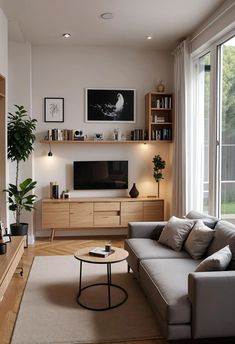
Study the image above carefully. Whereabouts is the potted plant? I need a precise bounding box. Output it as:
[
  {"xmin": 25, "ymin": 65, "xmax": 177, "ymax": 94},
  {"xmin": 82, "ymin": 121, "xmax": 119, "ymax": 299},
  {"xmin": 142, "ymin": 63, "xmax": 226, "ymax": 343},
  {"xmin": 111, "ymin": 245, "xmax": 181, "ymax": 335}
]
[
  {"xmin": 4, "ymin": 105, "xmax": 37, "ymax": 241},
  {"xmin": 152, "ymin": 154, "xmax": 166, "ymax": 198}
]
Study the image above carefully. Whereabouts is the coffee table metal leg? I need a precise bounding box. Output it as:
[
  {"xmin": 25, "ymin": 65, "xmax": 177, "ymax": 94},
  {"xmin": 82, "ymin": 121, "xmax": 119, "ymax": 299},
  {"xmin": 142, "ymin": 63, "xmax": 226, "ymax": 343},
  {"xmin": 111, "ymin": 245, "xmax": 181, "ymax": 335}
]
[
  {"xmin": 78, "ymin": 261, "xmax": 83, "ymax": 297},
  {"xmin": 107, "ymin": 263, "xmax": 111, "ymax": 308}
]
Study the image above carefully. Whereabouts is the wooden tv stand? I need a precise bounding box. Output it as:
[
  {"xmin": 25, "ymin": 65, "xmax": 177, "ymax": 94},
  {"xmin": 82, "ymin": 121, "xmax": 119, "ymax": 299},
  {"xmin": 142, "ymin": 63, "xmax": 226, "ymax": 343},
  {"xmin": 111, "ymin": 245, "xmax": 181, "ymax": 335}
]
[
  {"xmin": 42, "ymin": 197, "xmax": 164, "ymax": 241},
  {"xmin": 0, "ymin": 236, "xmax": 24, "ymax": 301}
]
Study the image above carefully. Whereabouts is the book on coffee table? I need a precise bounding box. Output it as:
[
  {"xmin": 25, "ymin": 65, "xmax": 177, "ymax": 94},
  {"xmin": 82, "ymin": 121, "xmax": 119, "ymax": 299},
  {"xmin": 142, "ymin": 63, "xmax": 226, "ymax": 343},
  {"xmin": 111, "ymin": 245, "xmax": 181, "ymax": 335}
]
[{"xmin": 89, "ymin": 247, "xmax": 115, "ymax": 258}]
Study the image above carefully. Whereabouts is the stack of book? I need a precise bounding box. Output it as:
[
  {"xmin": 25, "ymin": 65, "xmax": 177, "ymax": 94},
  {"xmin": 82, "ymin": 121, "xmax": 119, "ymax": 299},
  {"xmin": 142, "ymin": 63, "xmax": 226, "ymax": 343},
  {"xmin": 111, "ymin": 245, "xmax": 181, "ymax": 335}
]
[
  {"xmin": 151, "ymin": 128, "xmax": 172, "ymax": 141},
  {"xmin": 89, "ymin": 247, "xmax": 115, "ymax": 258},
  {"xmin": 154, "ymin": 96, "xmax": 172, "ymax": 109},
  {"xmin": 48, "ymin": 129, "xmax": 75, "ymax": 141},
  {"xmin": 130, "ymin": 129, "xmax": 147, "ymax": 141},
  {"xmin": 155, "ymin": 116, "xmax": 165, "ymax": 123}
]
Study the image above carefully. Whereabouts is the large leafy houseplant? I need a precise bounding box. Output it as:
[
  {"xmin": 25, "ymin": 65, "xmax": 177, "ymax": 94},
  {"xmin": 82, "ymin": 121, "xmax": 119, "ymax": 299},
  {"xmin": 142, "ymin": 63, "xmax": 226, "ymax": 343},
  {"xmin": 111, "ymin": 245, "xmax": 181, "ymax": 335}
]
[
  {"xmin": 4, "ymin": 105, "xmax": 37, "ymax": 236},
  {"xmin": 152, "ymin": 155, "xmax": 166, "ymax": 198}
]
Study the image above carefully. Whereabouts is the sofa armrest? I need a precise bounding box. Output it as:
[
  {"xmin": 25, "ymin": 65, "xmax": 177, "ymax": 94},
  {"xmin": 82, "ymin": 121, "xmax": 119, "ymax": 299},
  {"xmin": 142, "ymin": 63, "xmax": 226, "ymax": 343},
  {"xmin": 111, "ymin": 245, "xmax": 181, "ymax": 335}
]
[
  {"xmin": 188, "ymin": 271, "xmax": 235, "ymax": 339},
  {"xmin": 127, "ymin": 221, "xmax": 167, "ymax": 239}
]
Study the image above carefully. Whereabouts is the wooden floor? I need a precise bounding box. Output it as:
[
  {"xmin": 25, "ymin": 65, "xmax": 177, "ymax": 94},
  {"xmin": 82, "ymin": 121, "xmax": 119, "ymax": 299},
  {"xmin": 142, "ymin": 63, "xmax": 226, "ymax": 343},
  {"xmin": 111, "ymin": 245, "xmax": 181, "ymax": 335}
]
[{"xmin": 0, "ymin": 236, "xmax": 167, "ymax": 344}]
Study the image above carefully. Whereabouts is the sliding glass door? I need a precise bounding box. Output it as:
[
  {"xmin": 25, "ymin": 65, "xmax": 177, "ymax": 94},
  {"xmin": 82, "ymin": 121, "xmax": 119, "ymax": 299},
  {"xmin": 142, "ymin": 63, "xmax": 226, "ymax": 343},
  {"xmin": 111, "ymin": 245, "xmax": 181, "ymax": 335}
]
[
  {"xmin": 194, "ymin": 33, "xmax": 235, "ymax": 221},
  {"xmin": 220, "ymin": 36, "xmax": 235, "ymax": 221}
]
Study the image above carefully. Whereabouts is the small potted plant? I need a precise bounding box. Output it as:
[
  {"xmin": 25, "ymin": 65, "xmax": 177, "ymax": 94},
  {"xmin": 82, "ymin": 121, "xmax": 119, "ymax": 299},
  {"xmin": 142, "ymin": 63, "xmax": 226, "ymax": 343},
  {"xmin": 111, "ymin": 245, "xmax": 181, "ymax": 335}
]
[
  {"xmin": 152, "ymin": 155, "xmax": 166, "ymax": 198},
  {"xmin": 4, "ymin": 105, "xmax": 37, "ymax": 243}
]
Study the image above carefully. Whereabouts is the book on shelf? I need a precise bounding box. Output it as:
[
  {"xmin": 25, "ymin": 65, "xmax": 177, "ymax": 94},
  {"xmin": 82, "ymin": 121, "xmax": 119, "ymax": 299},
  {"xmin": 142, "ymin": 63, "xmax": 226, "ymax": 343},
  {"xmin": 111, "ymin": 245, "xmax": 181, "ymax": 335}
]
[
  {"xmin": 130, "ymin": 129, "xmax": 146, "ymax": 141},
  {"xmin": 154, "ymin": 96, "xmax": 172, "ymax": 109},
  {"xmin": 151, "ymin": 128, "xmax": 172, "ymax": 141},
  {"xmin": 47, "ymin": 129, "xmax": 75, "ymax": 141},
  {"xmin": 89, "ymin": 247, "xmax": 115, "ymax": 258}
]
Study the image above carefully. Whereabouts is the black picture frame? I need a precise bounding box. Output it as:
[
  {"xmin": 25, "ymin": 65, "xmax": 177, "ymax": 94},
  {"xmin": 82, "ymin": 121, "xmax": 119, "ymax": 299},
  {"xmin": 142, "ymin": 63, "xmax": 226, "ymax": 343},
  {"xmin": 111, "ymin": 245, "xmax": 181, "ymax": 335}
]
[
  {"xmin": 85, "ymin": 88, "xmax": 136, "ymax": 122},
  {"xmin": 44, "ymin": 97, "xmax": 64, "ymax": 122}
]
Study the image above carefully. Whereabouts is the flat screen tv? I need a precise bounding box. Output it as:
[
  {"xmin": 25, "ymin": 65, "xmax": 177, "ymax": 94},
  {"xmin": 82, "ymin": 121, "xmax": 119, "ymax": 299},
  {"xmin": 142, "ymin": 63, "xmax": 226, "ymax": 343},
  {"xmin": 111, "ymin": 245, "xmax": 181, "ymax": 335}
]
[{"xmin": 73, "ymin": 161, "xmax": 128, "ymax": 190}]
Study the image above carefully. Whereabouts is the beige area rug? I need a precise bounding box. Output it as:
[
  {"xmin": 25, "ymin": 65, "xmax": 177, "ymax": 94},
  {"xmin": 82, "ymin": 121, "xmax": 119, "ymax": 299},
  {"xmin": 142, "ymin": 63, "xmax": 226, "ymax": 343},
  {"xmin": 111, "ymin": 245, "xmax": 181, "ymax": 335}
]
[{"xmin": 11, "ymin": 255, "xmax": 163, "ymax": 344}]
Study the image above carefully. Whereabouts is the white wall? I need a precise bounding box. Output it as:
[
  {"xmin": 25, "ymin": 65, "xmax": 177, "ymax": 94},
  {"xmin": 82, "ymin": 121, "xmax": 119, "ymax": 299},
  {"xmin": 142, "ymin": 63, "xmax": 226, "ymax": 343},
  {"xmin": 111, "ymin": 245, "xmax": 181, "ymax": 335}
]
[
  {"xmin": 32, "ymin": 45, "xmax": 173, "ymax": 236},
  {"xmin": 0, "ymin": 7, "xmax": 7, "ymax": 226},
  {"xmin": 0, "ymin": 8, "xmax": 7, "ymax": 75},
  {"xmin": 8, "ymin": 41, "xmax": 34, "ymax": 242}
]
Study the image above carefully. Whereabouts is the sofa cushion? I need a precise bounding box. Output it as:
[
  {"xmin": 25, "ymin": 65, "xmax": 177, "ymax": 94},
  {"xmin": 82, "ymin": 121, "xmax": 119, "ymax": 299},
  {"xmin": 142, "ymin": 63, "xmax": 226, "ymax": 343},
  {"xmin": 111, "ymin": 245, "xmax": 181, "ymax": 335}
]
[
  {"xmin": 139, "ymin": 258, "xmax": 199, "ymax": 325},
  {"xmin": 185, "ymin": 210, "xmax": 218, "ymax": 221},
  {"xmin": 195, "ymin": 245, "xmax": 232, "ymax": 272},
  {"xmin": 124, "ymin": 238, "xmax": 191, "ymax": 274},
  {"xmin": 207, "ymin": 220, "xmax": 235, "ymax": 269},
  {"xmin": 158, "ymin": 216, "xmax": 194, "ymax": 251},
  {"xmin": 184, "ymin": 220, "xmax": 215, "ymax": 259},
  {"xmin": 185, "ymin": 211, "xmax": 218, "ymax": 229}
]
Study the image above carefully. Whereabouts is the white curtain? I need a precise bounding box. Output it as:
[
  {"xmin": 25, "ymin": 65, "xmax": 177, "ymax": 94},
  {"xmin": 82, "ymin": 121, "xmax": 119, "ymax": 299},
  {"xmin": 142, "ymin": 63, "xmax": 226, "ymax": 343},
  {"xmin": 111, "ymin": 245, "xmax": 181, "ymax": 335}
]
[{"xmin": 172, "ymin": 40, "xmax": 204, "ymax": 217}]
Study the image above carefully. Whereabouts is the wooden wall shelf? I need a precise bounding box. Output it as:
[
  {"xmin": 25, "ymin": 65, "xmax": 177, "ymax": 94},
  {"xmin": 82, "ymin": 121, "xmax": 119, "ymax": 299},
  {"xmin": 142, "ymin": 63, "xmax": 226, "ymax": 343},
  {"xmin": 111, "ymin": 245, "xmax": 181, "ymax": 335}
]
[
  {"xmin": 145, "ymin": 92, "xmax": 173, "ymax": 141},
  {"xmin": 40, "ymin": 139, "xmax": 171, "ymax": 144}
]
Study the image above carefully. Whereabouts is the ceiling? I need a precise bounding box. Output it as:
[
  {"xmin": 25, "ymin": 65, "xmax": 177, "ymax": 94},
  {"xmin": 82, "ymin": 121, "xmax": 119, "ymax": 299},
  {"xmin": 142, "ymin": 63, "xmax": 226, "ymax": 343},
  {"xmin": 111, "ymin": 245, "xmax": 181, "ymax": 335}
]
[{"xmin": 1, "ymin": 0, "xmax": 225, "ymax": 50}]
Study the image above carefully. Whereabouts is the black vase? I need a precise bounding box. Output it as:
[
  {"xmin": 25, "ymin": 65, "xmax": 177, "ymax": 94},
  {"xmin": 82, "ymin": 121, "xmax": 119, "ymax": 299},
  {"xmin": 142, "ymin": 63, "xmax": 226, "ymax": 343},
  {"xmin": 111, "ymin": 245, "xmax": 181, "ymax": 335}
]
[{"xmin": 129, "ymin": 183, "xmax": 139, "ymax": 198}]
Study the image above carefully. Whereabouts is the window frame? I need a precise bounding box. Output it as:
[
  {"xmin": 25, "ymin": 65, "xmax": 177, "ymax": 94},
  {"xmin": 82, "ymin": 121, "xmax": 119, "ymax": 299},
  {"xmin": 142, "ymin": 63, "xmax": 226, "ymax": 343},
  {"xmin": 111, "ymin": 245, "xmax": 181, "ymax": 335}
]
[{"xmin": 191, "ymin": 28, "xmax": 235, "ymax": 218}]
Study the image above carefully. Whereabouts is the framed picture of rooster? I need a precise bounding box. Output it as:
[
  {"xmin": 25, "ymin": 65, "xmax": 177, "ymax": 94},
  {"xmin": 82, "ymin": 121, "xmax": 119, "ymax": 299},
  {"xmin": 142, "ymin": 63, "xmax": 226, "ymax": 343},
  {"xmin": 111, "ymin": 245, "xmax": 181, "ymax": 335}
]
[{"xmin": 85, "ymin": 88, "xmax": 136, "ymax": 122}]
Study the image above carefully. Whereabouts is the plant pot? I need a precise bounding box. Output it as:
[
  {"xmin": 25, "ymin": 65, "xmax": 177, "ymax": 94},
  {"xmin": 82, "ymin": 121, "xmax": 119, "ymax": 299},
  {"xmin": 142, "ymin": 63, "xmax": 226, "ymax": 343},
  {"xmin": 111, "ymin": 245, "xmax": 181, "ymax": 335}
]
[
  {"xmin": 10, "ymin": 223, "xmax": 28, "ymax": 248},
  {"xmin": 10, "ymin": 223, "xmax": 28, "ymax": 236},
  {"xmin": 0, "ymin": 243, "xmax": 7, "ymax": 255}
]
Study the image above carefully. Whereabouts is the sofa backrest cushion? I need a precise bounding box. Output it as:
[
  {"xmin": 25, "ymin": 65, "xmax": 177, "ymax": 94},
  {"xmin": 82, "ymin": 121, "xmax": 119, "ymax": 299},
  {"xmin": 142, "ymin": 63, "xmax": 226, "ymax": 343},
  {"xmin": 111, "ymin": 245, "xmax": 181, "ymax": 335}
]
[
  {"xmin": 185, "ymin": 210, "xmax": 218, "ymax": 229},
  {"xmin": 207, "ymin": 220, "xmax": 235, "ymax": 269},
  {"xmin": 158, "ymin": 216, "xmax": 194, "ymax": 251},
  {"xmin": 185, "ymin": 210, "xmax": 218, "ymax": 220},
  {"xmin": 195, "ymin": 245, "xmax": 232, "ymax": 272},
  {"xmin": 184, "ymin": 220, "xmax": 215, "ymax": 259}
]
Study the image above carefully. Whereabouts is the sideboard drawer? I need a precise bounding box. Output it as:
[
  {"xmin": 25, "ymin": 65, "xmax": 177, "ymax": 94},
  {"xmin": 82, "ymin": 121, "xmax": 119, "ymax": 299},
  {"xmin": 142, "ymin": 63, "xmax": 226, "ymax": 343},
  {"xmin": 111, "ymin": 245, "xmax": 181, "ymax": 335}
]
[
  {"xmin": 94, "ymin": 212, "xmax": 120, "ymax": 226},
  {"xmin": 94, "ymin": 202, "xmax": 120, "ymax": 211}
]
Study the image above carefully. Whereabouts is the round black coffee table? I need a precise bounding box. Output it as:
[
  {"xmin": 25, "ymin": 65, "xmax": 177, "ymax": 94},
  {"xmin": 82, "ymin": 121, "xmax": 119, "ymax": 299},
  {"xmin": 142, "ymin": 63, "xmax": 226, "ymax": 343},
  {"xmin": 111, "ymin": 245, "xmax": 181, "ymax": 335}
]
[{"xmin": 74, "ymin": 247, "xmax": 129, "ymax": 311}]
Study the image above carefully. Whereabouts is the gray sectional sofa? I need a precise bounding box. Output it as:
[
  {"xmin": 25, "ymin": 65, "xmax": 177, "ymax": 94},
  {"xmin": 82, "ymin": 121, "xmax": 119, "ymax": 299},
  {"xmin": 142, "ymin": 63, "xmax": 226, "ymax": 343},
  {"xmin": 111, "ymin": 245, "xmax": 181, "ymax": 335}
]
[{"xmin": 124, "ymin": 211, "xmax": 235, "ymax": 342}]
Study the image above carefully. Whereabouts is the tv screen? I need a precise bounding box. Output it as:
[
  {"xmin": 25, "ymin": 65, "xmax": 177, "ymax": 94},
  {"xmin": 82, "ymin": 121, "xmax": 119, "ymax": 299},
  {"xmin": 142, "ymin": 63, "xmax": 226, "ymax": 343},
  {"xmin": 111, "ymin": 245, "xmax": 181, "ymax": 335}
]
[{"xmin": 73, "ymin": 161, "xmax": 128, "ymax": 190}]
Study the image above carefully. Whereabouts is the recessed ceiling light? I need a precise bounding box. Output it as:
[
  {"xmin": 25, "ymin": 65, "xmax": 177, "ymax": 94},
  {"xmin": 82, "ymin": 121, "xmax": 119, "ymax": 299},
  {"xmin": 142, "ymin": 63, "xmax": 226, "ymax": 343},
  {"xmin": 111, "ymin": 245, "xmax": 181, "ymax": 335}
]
[
  {"xmin": 62, "ymin": 33, "xmax": 71, "ymax": 38},
  {"xmin": 146, "ymin": 36, "xmax": 152, "ymax": 40},
  {"xmin": 100, "ymin": 12, "xmax": 114, "ymax": 20}
]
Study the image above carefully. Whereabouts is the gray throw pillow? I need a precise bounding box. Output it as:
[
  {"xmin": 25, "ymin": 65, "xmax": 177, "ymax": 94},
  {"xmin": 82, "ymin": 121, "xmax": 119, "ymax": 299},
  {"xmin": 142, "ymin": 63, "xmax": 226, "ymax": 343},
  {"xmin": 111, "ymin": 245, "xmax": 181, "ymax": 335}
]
[
  {"xmin": 207, "ymin": 220, "xmax": 235, "ymax": 270},
  {"xmin": 158, "ymin": 216, "xmax": 194, "ymax": 251},
  {"xmin": 184, "ymin": 220, "xmax": 215, "ymax": 259},
  {"xmin": 195, "ymin": 245, "xmax": 232, "ymax": 272}
]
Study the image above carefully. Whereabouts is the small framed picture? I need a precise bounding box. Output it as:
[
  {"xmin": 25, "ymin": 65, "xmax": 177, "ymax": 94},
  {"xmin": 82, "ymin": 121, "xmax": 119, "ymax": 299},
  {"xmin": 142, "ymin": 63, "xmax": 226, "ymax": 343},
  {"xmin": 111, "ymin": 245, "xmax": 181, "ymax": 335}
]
[
  {"xmin": 44, "ymin": 97, "xmax": 64, "ymax": 122},
  {"xmin": 85, "ymin": 88, "xmax": 136, "ymax": 123}
]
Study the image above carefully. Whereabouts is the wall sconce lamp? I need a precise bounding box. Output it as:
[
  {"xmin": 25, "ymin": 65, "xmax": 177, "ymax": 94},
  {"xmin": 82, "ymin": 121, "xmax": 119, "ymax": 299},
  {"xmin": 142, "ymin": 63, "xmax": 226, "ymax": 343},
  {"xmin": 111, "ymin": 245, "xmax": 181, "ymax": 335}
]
[{"xmin": 48, "ymin": 143, "xmax": 53, "ymax": 157}]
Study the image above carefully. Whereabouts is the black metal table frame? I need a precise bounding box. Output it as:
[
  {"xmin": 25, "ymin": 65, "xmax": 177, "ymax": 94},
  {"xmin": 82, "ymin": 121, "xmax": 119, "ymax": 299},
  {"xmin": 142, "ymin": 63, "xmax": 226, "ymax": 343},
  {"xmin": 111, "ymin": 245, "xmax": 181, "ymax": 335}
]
[{"xmin": 76, "ymin": 260, "xmax": 128, "ymax": 311}]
